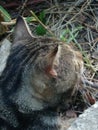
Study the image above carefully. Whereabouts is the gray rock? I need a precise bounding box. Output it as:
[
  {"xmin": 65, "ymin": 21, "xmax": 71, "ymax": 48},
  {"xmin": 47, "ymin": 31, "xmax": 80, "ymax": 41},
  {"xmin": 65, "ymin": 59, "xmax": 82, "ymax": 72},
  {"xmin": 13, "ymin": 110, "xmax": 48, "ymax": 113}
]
[
  {"xmin": 0, "ymin": 39, "xmax": 11, "ymax": 75},
  {"xmin": 67, "ymin": 101, "xmax": 98, "ymax": 130}
]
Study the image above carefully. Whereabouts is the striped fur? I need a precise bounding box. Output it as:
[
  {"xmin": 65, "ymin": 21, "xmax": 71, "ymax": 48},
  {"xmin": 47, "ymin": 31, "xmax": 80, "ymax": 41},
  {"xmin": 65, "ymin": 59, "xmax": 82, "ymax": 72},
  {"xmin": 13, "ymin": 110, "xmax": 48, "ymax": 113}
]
[{"xmin": 0, "ymin": 16, "xmax": 83, "ymax": 130}]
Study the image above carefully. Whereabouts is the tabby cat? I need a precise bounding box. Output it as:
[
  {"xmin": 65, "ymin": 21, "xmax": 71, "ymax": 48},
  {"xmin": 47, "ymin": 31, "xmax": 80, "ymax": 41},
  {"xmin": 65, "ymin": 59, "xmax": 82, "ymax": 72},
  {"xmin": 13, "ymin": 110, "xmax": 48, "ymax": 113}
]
[{"xmin": 0, "ymin": 16, "xmax": 83, "ymax": 130}]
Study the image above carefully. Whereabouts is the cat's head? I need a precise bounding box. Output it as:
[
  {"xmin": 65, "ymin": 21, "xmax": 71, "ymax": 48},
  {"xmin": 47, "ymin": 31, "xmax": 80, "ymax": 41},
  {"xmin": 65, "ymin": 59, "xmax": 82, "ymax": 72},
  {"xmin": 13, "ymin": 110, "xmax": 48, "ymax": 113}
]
[{"xmin": 12, "ymin": 16, "xmax": 83, "ymax": 108}]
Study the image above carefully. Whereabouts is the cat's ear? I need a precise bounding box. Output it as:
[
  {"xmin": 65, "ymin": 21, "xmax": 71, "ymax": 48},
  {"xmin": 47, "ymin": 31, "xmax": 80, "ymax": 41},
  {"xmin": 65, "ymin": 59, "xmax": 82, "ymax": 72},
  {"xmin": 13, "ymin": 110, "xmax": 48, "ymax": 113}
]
[
  {"xmin": 13, "ymin": 16, "xmax": 33, "ymax": 43},
  {"xmin": 45, "ymin": 45, "xmax": 61, "ymax": 77}
]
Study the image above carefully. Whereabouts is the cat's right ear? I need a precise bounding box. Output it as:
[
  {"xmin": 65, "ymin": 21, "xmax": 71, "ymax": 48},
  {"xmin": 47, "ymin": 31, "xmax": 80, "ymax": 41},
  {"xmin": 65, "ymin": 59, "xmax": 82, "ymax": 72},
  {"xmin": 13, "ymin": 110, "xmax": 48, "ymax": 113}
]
[
  {"xmin": 44, "ymin": 45, "xmax": 61, "ymax": 78},
  {"xmin": 13, "ymin": 16, "xmax": 33, "ymax": 43}
]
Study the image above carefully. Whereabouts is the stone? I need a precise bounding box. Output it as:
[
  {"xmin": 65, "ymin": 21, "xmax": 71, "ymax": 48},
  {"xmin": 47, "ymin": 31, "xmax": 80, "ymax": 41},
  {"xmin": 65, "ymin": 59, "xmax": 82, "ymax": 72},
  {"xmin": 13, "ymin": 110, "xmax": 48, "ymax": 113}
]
[{"xmin": 67, "ymin": 101, "xmax": 98, "ymax": 130}]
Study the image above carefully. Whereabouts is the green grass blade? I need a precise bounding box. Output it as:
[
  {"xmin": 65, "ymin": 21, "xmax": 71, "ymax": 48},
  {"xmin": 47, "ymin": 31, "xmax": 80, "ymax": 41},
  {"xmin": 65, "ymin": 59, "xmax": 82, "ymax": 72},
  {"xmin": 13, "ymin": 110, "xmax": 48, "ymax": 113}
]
[{"xmin": 0, "ymin": 5, "xmax": 11, "ymax": 22}]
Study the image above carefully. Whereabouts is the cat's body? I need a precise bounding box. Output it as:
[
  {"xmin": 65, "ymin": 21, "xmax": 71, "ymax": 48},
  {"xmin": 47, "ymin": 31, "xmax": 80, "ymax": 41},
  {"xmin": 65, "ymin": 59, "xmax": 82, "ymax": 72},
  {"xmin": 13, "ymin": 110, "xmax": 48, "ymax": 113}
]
[{"xmin": 0, "ymin": 16, "xmax": 83, "ymax": 130}]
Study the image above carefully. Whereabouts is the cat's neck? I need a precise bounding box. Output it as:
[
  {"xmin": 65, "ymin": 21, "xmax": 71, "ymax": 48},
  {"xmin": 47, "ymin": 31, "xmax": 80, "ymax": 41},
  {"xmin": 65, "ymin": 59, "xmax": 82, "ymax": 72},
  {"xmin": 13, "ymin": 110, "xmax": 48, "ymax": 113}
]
[{"xmin": 10, "ymin": 81, "xmax": 45, "ymax": 113}]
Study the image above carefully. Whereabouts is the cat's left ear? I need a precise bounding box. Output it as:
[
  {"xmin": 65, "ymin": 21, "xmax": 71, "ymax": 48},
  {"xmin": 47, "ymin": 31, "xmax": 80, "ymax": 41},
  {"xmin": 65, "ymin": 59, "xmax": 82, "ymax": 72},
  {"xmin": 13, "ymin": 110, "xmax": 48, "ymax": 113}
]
[
  {"xmin": 45, "ymin": 45, "xmax": 61, "ymax": 77},
  {"xmin": 13, "ymin": 16, "xmax": 33, "ymax": 43}
]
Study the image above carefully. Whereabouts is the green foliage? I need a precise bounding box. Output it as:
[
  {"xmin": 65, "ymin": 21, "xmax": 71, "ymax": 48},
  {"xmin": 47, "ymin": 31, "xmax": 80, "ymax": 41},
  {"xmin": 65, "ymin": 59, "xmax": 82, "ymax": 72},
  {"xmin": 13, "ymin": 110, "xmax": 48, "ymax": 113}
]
[
  {"xmin": 60, "ymin": 26, "xmax": 84, "ymax": 52},
  {"xmin": 36, "ymin": 25, "xmax": 46, "ymax": 35},
  {"xmin": 38, "ymin": 11, "xmax": 46, "ymax": 23},
  {"xmin": 60, "ymin": 26, "xmax": 83, "ymax": 44},
  {"xmin": 25, "ymin": 16, "xmax": 36, "ymax": 23},
  {"xmin": 36, "ymin": 11, "xmax": 47, "ymax": 35},
  {"xmin": 0, "ymin": 5, "xmax": 11, "ymax": 22}
]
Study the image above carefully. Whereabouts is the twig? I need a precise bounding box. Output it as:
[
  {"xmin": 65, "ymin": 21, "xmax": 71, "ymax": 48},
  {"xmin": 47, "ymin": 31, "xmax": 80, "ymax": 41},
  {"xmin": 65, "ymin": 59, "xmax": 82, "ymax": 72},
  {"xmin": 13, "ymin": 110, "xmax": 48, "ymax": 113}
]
[
  {"xmin": 30, "ymin": 10, "xmax": 56, "ymax": 37},
  {"xmin": 82, "ymin": 79, "xmax": 98, "ymax": 89},
  {"xmin": 19, "ymin": 0, "xmax": 28, "ymax": 15}
]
